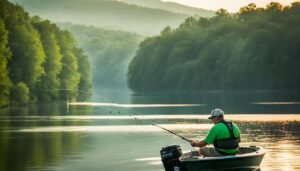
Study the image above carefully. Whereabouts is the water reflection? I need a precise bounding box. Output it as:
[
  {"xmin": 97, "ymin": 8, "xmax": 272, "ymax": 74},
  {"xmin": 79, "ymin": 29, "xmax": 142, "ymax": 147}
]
[
  {"xmin": 2, "ymin": 91, "xmax": 300, "ymax": 116},
  {"xmin": 252, "ymin": 102, "xmax": 300, "ymax": 105},
  {"xmin": 0, "ymin": 131, "xmax": 85, "ymax": 171},
  {"xmin": 68, "ymin": 102, "xmax": 204, "ymax": 108},
  {"xmin": 130, "ymin": 91, "xmax": 300, "ymax": 114},
  {"xmin": 13, "ymin": 124, "xmax": 212, "ymax": 133}
]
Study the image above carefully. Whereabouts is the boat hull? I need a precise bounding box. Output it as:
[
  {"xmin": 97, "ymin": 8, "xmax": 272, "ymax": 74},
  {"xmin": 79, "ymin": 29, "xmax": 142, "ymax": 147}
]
[{"xmin": 180, "ymin": 146, "xmax": 265, "ymax": 171}]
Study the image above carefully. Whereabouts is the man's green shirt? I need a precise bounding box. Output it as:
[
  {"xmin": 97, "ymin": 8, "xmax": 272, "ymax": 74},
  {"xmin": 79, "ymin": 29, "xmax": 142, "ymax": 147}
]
[{"xmin": 204, "ymin": 120, "xmax": 240, "ymax": 154}]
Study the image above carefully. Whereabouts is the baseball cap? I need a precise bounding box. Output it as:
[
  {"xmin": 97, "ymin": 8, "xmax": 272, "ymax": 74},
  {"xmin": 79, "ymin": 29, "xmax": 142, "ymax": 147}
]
[{"xmin": 208, "ymin": 108, "xmax": 224, "ymax": 119}]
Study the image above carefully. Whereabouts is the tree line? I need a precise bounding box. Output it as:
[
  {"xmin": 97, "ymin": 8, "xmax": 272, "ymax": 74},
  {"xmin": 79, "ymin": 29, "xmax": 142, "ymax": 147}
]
[
  {"xmin": 0, "ymin": 0, "xmax": 92, "ymax": 106},
  {"xmin": 128, "ymin": 2, "xmax": 300, "ymax": 92}
]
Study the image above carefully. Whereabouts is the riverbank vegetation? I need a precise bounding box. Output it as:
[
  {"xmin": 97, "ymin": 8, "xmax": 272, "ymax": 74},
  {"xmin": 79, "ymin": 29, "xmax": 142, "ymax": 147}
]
[
  {"xmin": 0, "ymin": 0, "xmax": 92, "ymax": 106},
  {"xmin": 128, "ymin": 2, "xmax": 300, "ymax": 92}
]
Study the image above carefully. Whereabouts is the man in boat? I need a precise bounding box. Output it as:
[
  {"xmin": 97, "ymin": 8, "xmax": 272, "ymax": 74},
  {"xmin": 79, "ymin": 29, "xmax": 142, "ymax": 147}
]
[{"xmin": 190, "ymin": 108, "xmax": 240, "ymax": 157}]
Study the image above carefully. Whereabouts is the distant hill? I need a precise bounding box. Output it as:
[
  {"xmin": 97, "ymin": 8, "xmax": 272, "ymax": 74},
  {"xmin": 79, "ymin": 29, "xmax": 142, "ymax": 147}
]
[
  {"xmin": 59, "ymin": 23, "xmax": 143, "ymax": 89},
  {"xmin": 122, "ymin": 0, "xmax": 214, "ymax": 17},
  {"xmin": 10, "ymin": 0, "xmax": 205, "ymax": 35}
]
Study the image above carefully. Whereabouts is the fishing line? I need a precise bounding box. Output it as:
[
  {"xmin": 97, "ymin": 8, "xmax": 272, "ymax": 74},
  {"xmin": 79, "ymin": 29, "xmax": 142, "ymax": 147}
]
[{"xmin": 61, "ymin": 89, "xmax": 191, "ymax": 142}]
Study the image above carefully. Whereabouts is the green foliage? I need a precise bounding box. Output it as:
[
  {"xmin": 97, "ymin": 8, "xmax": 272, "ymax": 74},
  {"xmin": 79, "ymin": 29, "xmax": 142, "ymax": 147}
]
[
  {"xmin": 56, "ymin": 30, "xmax": 81, "ymax": 101},
  {"xmin": 10, "ymin": 82, "xmax": 30, "ymax": 105},
  {"xmin": 32, "ymin": 18, "xmax": 63, "ymax": 101},
  {"xmin": 74, "ymin": 47, "xmax": 92, "ymax": 101},
  {"xmin": 5, "ymin": 4, "xmax": 46, "ymax": 90},
  {"xmin": 0, "ymin": 18, "xmax": 11, "ymax": 106},
  {"xmin": 128, "ymin": 2, "xmax": 300, "ymax": 92},
  {"xmin": 0, "ymin": 0, "xmax": 92, "ymax": 105}
]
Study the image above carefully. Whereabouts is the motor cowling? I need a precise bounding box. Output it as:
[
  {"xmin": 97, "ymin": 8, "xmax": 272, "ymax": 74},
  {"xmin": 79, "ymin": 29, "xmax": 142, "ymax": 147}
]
[{"xmin": 160, "ymin": 145, "xmax": 183, "ymax": 171}]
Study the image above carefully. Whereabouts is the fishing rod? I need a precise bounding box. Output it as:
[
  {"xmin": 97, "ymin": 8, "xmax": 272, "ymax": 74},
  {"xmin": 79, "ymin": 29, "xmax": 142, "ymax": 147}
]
[
  {"xmin": 152, "ymin": 123, "xmax": 191, "ymax": 142},
  {"xmin": 130, "ymin": 115, "xmax": 191, "ymax": 143},
  {"xmin": 63, "ymin": 89, "xmax": 192, "ymax": 143}
]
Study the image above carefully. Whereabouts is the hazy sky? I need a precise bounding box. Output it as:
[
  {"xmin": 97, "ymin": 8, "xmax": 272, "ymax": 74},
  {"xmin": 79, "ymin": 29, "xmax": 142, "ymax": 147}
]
[{"xmin": 162, "ymin": 0, "xmax": 298, "ymax": 12}]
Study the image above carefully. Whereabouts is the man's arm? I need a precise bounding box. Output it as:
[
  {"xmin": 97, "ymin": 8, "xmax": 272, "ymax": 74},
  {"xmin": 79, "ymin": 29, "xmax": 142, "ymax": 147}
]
[{"xmin": 190, "ymin": 125, "xmax": 216, "ymax": 147}]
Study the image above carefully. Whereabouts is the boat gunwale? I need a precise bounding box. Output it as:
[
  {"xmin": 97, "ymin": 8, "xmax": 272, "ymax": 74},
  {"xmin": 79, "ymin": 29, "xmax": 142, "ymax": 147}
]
[{"xmin": 180, "ymin": 146, "xmax": 266, "ymax": 163}]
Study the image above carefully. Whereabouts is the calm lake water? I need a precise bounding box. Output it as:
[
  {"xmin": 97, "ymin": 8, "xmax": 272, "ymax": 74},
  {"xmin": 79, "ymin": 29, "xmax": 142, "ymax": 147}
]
[{"xmin": 1, "ymin": 91, "xmax": 300, "ymax": 171}]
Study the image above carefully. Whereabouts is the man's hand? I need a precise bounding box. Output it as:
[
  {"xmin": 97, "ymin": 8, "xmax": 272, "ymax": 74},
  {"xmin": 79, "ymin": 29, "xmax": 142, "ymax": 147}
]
[
  {"xmin": 190, "ymin": 140, "xmax": 208, "ymax": 148},
  {"xmin": 189, "ymin": 140, "xmax": 198, "ymax": 147}
]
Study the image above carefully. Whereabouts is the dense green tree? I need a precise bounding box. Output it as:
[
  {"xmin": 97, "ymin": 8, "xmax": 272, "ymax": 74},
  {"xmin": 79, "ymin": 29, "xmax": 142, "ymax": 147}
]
[
  {"xmin": 32, "ymin": 18, "xmax": 63, "ymax": 101},
  {"xmin": 0, "ymin": 0, "xmax": 92, "ymax": 105},
  {"xmin": 5, "ymin": 4, "xmax": 46, "ymax": 91},
  {"xmin": 74, "ymin": 47, "xmax": 92, "ymax": 101},
  {"xmin": 128, "ymin": 2, "xmax": 300, "ymax": 92},
  {"xmin": 56, "ymin": 30, "xmax": 80, "ymax": 101},
  {"xmin": 0, "ymin": 19, "xmax": 11, "ymax": 106},
  {"xmin": 10, "ymin": 82, "xmax": 30, "ymax": 105}
]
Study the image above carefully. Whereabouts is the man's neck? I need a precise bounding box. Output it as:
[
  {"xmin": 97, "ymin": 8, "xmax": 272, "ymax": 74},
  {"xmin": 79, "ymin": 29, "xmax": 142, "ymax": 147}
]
[{"xmin": 215, "ymin": 119, "xmax": 224, "ymax": 124}]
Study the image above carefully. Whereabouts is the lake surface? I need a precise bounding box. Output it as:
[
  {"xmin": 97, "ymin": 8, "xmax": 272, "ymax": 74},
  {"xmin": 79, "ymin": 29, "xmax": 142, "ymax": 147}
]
[{"xmin": 1, "ymin": 90, "xmax": 300, "ymax": 171}]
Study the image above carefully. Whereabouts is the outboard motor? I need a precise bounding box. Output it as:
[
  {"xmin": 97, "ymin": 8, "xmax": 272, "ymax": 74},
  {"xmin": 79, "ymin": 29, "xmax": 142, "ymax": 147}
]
[{"xmin": 160, "ymin": 145, "xmax": 183, "ymax": 171}]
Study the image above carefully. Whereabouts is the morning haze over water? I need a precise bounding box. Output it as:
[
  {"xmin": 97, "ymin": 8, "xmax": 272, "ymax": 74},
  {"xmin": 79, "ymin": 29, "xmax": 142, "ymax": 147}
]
[{"xmin": 1, "ymin": 0, "xmax": 300, "ymax": 171}]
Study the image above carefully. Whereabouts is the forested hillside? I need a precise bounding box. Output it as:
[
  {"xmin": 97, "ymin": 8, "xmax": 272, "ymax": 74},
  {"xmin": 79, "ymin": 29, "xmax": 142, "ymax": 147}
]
[
  {"xmin": 11, "ymin": 0, "xmax": 191, "ymax": 35},
  {"xmin": 128, "ymin": 2, "xmax": 300, "ymax": 92},
  {"xmin": 59, "ymin": 23, "xmax": 143, "ymax": 89},
  {"xmin": 0, "ymin": 0, "xmax": 92, "ymax": 106}
]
